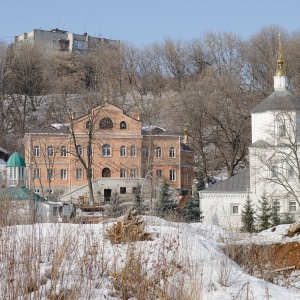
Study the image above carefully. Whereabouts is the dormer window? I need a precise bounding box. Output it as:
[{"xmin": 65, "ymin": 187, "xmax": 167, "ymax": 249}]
[
  {"xmin": 120, "ymin": 121, "xmax": 127, "ymax": 129},
  {"xmin": 100, "ymin": 118, "xmax": 113, "ymax": 129}
]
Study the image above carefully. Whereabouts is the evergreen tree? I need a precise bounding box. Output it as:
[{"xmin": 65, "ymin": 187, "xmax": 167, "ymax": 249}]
[
  {"xmin": 271, "ymin": 207, "xmax": 281, "ymax": 226},
  {"xmin": 241, "ymin": 193, "xmax": 255, "ymax": 233},
  {"xmin": 134, "ymin": 184, "xmax": 144, "ymax": 213},
  {"xmin": 181, "ymin": 173, "xmax": 204, "ymax": 222},
  {"xmin": 281, "ymin": 212, "xmax": 296, "ymax": 224},
  {"xmin": 155, "ymin": 181, "xmax": 178, "ymax": 218},
  {"xmin": 257, "ymin": 194, "xmax": 272, "ymax": 231}
]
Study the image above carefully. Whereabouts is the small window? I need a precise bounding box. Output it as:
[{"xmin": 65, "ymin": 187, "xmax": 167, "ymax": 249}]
[
  {"xmin": 120, "ymin": 145, "xmax": 126, "ymax": 157},
  {"xmin": 33, "ymin": 146, "xmax": 40, "ymax": 157},
  {"xmin": 271, "ymin": 165, "xmax": 278, "ymax": 178},
  {"xmin": 231, "ymin": 204, "xmax": 239, "ymax": 215},
  {"xmin": 130, "ymin": 146, "xmax": 137, "ymax": 157},
  {"xmin": 169, "ymin": 147, "xmax": 175, "ymax": 158},
  {"xmin": 278, "ymin": 124, "xmax": 286, "ymax": 137},
  {"xmin": 99, "ymin": 117, "xmax": 113, "ymax": 129},
  {"xmin": 120, "ymin": 168, "xmax": 126, "ymax": 178},
  {"xmin": 102, "ymin": 144, "xmax": 111, "ymax": 156},
  {"xmin": 120, "ymin": 187, "xmax": 126, "ymax": 194},
  {"xmin": 156, "ymin": 170, "xmax": 163, "ymax": 180},
  {"xmin": 60, "ymin": 169, "xmax": 67, "ymax": 180},
  {"xmin": 287, "ymin": 163, "xmax": 296, "ymax": 177},
  {"xmin": 273, "ymin": 200, "xmax": 280, "ymax": 212},
  {"xmin": 142, "ymin": 147, "xmax": 149, "ymax": 158},
  {"xmin": 76, "ymin": 168, "xmax": 83, "ymax": 180},
  {"xmin": 130, "ymin": 169, "xmax": 137, "ymax": 178},
  {"xmin": 289, "ymin": 200, "xmax": 297, "ymax": 212},
  {"xmin": 76, "ymin": 145, "xmax": 83, "ymax": 156},
  {"xmin": 61, "ymin": 146, "xmax": 67, "ymax": 157},
  {"xmin": 34, "ymin": 189, "xmax": 40, "ymax": 193},
  {"xmin": 33, "ymin": 168, "xmax": 40, "ymax": 180},
  {"xmin": 47, "ymin": 168, "xmax": 54, "ymax": 180},
  {"xmin": 170, "ymin": 170, "xmax": 176, "ymax": 181},
  {"xmin": 120, "ymin": 121, "xmax": 127, "ymax": 129},
  {"xmin": 47, "ymin": 146, "xmax": 54, "ymax": 157},
  {"xmin": 156, "ymin": 146, "xmax": 162, "ymax": 158},
  {"xmin": 86, "ymin": 120, "xmax": 92, "ymax": 129}
]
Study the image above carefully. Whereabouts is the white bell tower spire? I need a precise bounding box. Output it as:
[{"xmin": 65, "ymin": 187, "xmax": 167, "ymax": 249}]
[{"xmin": 274, "ymin": 34, "xmax": 288, "ymax": 91}]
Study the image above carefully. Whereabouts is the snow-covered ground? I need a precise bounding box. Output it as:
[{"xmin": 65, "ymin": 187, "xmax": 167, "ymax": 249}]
[{"xmin": 0, "ymin": 218, "xmax": 299, "ymax": 299}]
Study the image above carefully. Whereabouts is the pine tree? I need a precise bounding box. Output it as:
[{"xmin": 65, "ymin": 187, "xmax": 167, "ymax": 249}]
[
  {"xmin": 257, "ymin": 194, "xmax": 272, "ymax": 231},
  {"xmin": 155, "ymin": 181, "xmax": 178, "ymax": 218},
  {"xmin": 281, "ymin": 212, "xmax": 296, "ymax": 224},
  {"xmin": 181, "ymin": 173, "xmax": 204, "ymax": 222},
  {"xmin": 271, "ymin": 207, "xmax": 281, "ymax": 226},
  {"xmin": 134, "ymin": 184, "xmax": 144, "ymax": 213},
  {"xmin": 241, "ymin": 193, "xmax": 255, "ymax": 233}
]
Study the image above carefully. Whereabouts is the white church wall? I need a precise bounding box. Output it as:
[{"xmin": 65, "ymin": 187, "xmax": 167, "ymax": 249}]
[{"xmin": 200, "ymin": 192, "xmax": 248, "ymax": 228}]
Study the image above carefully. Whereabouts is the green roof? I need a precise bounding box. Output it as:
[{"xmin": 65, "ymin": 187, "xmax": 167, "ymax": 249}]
[
  {"xmin": 0, "ymin": 187, "xmax": 46, "ymax": 201},
  {"xmin": 6, "ymin": 152, "xmax": 26, "ymax": 167}
]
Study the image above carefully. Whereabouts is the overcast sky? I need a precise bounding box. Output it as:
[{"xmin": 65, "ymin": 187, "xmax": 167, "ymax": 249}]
[{"xmin": 1, "ymin": 0, "xmax": 300, "ymax": 46}]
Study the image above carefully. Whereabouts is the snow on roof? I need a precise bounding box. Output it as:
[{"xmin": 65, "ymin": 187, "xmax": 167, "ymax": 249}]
[{"xmin": 50, "ymin": 123, "xmax": 70, "ymax": 130}]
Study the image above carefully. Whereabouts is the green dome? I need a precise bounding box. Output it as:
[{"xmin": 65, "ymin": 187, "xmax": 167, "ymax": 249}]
[{"xmin": 7, "ymin": 152, "xmax": 26, "ymax": 167}]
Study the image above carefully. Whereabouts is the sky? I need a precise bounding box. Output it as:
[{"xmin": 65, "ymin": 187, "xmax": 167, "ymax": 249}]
[{"xmin": 1, "ymin": 0, "xmax": 300, "ymax": 46}]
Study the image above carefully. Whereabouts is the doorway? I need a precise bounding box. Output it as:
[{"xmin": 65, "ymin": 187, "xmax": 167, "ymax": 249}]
[{"xmin": 104, "ymin": 189, "xmax": 111, "ymax": 202}]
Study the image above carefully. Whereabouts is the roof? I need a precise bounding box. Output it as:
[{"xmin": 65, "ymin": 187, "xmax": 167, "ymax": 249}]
[
  {"xmin": 249, "ymin": 140, "xmax": 271, "ymax": 148},
  {"xmin": 6, "ymin": 152, "xmax": 26, "ymax": 167},
  {"xmin": 181, "ymin": 143, "xmax": 194, "ymax": 151},
  {"xmin": 203, "ymin": 169, "xmax": 249, "ymax": 192},
  {"xmin": 0, "ymin": 187, "xmax": 46, "ymax": 201},
  {"xmin": 251, "ymin": 90, "xmax": 300, "ymax": 113}
]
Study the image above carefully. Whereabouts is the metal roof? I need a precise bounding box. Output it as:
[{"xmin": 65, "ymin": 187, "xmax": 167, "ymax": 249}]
[
  {"xmin": 6, "ymin": 152, "xmax": 26, "ymax": 167},
  {"xmin": 1, "ymin": 187, "xmax": 46, "ymax": 201},
  {"xmin": 251, "ymin": 90, "xmax": 300, "ymax": 113},
  {"xmin": 203, "ymin": 169, "xmax": 249, "ymax": 192}
]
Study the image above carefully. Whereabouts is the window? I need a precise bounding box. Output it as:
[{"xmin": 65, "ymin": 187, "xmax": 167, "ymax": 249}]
[
  {"xmin": 102, "ymin": 144, "xmax": 111, "ymax": 156},
  {"xmin": 99, "ymin": 117, "xmax": 113, "ymax": 129},
  {"xmin": 289, "ymin": 200, "xmax": 297, "ymax": 212},
  {"xmin": 169, "ymin": 147, "xmax": 175, "ymax": 158},
  {"xmin": 120, "ymin": 121, "xmax": 127, "ymax": 129},
  {"xmin": 170, "ymin": 170, "xmax": 176, "ymax": 181},
  {"xmin": 156, "ymin": 169, "xmax": 163, "ymax": 180},
  {"xmin": 130, "ymin": 169, "xmax": 137, "ymax": 178},
  {"xmin": 120, "ymin": 145, "xmax": 126, "ymax": 157},
  {"xmin": 186, "ymin": 172, "xmax": 191, "ymax": 184},
  {"xmin": 47, "ymin": 168, "xmax": 54, "ymax": 180},
  {"xmin": 47, "ymin": 146, "xmax": 54, "ymax": 157},
  {"xmin": 87, "ymin": 145, "xmax": 93, "ymax": 156},
  {"xmin": 278, "ymin": 124, "xmax": 286, "ymax": 137},
  {"xmin": 156, "ymin": 146, "xmax": 162, "ymax": 158},
  {"xmin": 271, "ymin": 165, "xmax": 278, "ymax": 178},
  {"xmin": 60, "ymin": 169, "xmax": 67, "ymax": 180},
  {"xmin": 76, "ymin": 168, "xmax": 83, "ymax": 180},
  {"xmin": 130, "ymin": 146, "xmax": 137, "ymax": 157},
  {"xmin": 61, "ymin": 146, "xmax": 67, "ymax": 157},
  {"xmin": 287, "ymin": 163, "xmax": 296, "ymax": 177},
  {"xmin": 33, "ymin": 168, "xmax": 40, "ymax": 180},
  {"xmin": 120, "ymin": 168, "xmax": 126, "ymax": 178},
  {"xmin": 142, "ymin": 147, "xmax": 149, "ymax": 158},
  {"xmin": 34, "ymin": 189, "xmax": 40, "ymax": 193},
  {"xmin": 273, "ymin": 200, "xmax": 280, "ymax": 212},
  {"xmin": 231, "ymin": 205, "xmax": 239, "ymax": 214},
  {"xmin": 76, "ymin": 145, "xmax": 83, "ymax": 156},
  {"xmin": 102, "ymin": 168, "xmax": 111, "ymax": 178},
  {"xmin": 120, "ymin": 187, "xmax": 126, "ymax": 194},
  {"xmin": 33, "ymin": 146, "xmax": 40, "ymax": 157},
  {"xmin": 86, "ymin": 120, "xmax": 92, "ymax": 129}
]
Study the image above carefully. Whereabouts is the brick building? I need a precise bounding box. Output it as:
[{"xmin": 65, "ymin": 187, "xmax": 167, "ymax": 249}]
[{"xmin": 24, "ymin": 102, "xmax": 196, "ymax": 204}]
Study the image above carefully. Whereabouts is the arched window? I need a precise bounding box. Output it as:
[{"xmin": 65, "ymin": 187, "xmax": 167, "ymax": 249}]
[
  {"xmin": 169, "ymin": 147, "xmax": 175, "ymax": 158},
  {"xmin": 47, "ymin": 146, "xmax": 54, "ymax": 157},
  {"xmin": 102, "ymin": 168, "xmax": 111, "ymax": 178},
  {"xmin": 33, "ymin": 145, "xmax": 40, "ymax": 157},
  {"xmin": 99, "ymin": 117, "xmax": 113, "ymax": 129},
  {"xmin": 76, "ymin": 145, "xmax": 83, "ymax": 156},
  {"xmin": 61, "ymin": 145, "xmax": 67, "ymax": 157},
  {"xmin": 120, "ymin": 121, "xmax": 127, "ymax": 129},
  {"xmin": 120, "ymin": 145, "xmax": 126, "ymax": 157},
  {"xmin": 102, "ymin": 144, "xmax": 111, "ymax": 156},
  {"xmin": 86, "ymin": 120, "xmax": 92, "ymax": 129},
  {"xmin": 130, "ymin": 145, "xmax": 137, "ymax": 157},
  {"xmin": 156, "ymin": 146, "xmax": 162, "ymax": 158}
]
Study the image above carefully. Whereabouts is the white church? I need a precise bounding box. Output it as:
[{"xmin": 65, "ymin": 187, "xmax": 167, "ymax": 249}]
[{"xmin": 201, "ymin": 39, "xmax": 300, "ymax": 228}]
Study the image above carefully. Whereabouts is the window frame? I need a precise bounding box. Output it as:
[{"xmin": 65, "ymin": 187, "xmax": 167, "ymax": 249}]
[
  {"xmin": 47, "ymin": 168, "xmax": 54, "ymax": 180},
  {"xmin": 169, "ymin": 169, "xmax": 176, "ymax": 181},
  {"xmin": 33, "ymin": 168, "xmax": 40, "ymax": 180},
  {"xmin": 120, "ymin": 168, "xmax": 126, "ymax": 178},
  {"xmin": 60, "ymin": 169, "xmax": 67, "ymax": 180},
  {"xmin": 76, "ymin": 168, "xmax": 83, "ymax": 180},
  {"xmin": 169, "ymin": 146, "xmax": 175, "ymax": 158},
  {"xmin": 156, "ymin": 146, "xmax": 162, "ymax": 158},
  {"xmin": 102, "ymin": 144, "xmax": 111, "ymax": 157},
  {"xmin": 120, "ymin": 145, "xmax": 126, "ymax": 157},
  {"xmin": 33, "ymin": 145, "xmax": 40, "ymax": 157},
  {"xmin": 47, "ymin": 145, "xmax": 54, "ymax": 157},
  {"xmin": 289, "ymin": 200, "xmax": 297, "ymax": 212},
  {"xmin": 120, "ymin": 121, "xmax": 127, "ymax": 130},
  {"xmin": 156, "ymin": 169, "xmax": 163, "ymax": 181},
  {"xmin": 61, "ymin": 145, "xmax": 67, "ymax": 157},
  {"xmin": 76, "ymin": 145, "xmax": 83, "ymax": 156},
  {"xmin": 130, "ymin": 145, "xmax": 137, "ymax": 157},
  {"xmin": 130, "ymin": 169, "xmax": 137, "ymax": 178},
  {"xmin": 99, "ymin": 117, "xmax": 113, "ymax": 129}
]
